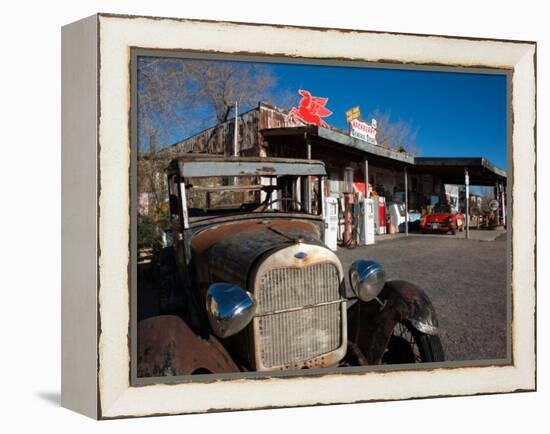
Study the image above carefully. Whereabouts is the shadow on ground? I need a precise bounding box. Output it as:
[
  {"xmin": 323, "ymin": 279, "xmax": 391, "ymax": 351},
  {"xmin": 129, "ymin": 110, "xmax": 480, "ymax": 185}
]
[{"xmin": 37, "ymin": 391, "xmax": 61, "ymax": 407}]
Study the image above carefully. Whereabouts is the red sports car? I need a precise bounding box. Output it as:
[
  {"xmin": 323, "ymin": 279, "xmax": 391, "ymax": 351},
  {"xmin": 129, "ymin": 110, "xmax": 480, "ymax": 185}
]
[{"xmin": 420, "ymin": 203, "xmax": 465, "ymax": 235}]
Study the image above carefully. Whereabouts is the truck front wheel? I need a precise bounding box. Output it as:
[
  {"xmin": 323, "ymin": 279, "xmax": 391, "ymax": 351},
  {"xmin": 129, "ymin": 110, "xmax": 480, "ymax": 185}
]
[{"xmin": 382, "ymin": 320, "xmax": 445, "ymax": 363}]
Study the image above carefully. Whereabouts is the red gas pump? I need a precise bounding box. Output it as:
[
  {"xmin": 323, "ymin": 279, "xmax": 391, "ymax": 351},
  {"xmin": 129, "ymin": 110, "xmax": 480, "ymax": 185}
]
[
  {"xmin": 343, "ymin": 167, "xmax": 355, "ymax": 246},
  {"xmin": 376, "ymin": 196, "xmax": 387, "ymax": 235}
]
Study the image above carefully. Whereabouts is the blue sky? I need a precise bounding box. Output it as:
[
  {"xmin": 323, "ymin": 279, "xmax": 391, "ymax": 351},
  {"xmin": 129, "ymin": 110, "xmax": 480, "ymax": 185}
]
[
  {"xmin": 266, "ymin": 62, "xmax": 507, "ymax": 170},
  {"xmin": 139, "ymin": 57, "xmax": 507, "ymax": 170}
]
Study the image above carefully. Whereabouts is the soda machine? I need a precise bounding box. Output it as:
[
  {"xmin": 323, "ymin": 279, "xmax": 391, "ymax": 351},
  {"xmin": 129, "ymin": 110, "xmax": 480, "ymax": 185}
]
[{"xmin": 374, "ymin": 196, "xmax": 387, "ymax": 235}]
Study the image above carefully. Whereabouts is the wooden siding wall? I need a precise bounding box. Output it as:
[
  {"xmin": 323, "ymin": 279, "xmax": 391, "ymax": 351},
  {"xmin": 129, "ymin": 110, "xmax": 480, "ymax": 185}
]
[
  {"xmin": 166, "ymin": 104, "xmax": 298, "ymax": 157},
  {"xmin": 169, "ymin": 108, "xmax": 262, "ymax": 156}
]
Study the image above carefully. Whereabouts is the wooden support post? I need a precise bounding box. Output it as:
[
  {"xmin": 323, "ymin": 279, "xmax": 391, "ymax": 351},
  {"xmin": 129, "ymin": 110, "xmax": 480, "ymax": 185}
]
[
  {"xmin": 495, "ymin": 181, "xmax": 502, "ymax": 226},
  {"xmin": 404, "ymin": 166, "xmax": 409, "ymax": 236},
  {"xmin": 305, "ymin": 133, "xmax": 311, "ymax": 213},
  {"xmin": 364, "ymin": 159, "xmax": 369, "ymax": 197},
  {"xmin": 465, "ymin": 168, "xmax": 470, "ymax": 239}
]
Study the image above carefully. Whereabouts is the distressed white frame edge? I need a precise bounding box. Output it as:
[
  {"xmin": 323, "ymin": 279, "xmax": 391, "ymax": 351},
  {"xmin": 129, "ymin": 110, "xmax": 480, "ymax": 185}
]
[
  {"xmin": 61, "ymin": 14, "xmax": 99, "ymax": 419},
  {"xmin": 80, "ymin": 14, "xmax": 534, "ymax": 418}
]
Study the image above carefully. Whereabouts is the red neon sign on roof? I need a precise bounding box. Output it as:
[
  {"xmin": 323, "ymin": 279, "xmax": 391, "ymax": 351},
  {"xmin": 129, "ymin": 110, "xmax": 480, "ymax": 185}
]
[{"xmin": 290, "ymin": 89, "xmax": 332, "ymax": 127}]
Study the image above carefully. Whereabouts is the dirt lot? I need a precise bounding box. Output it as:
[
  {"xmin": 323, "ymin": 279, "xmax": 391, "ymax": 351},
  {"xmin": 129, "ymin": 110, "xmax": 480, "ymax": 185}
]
[
  {"xmin": 336, "ymin": 231, "xmax": 509, "ymax": 362},
  {"xmin": 138, "ymin": 230, "xmax": 508, "ymax": 363}
]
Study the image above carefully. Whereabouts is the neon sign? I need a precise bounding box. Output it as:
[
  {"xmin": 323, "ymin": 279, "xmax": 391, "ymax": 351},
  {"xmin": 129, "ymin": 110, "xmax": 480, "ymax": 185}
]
[{"xmin": 289, "ymin": 89, "xmax": 332, "ymax": 127}]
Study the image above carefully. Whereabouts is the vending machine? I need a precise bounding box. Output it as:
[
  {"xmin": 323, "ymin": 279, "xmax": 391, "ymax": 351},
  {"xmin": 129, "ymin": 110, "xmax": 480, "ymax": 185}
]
[
  {"xmin": 374, "ymin": 196, "xmax": 387, "ymax": 235},
  {"xmin": 359, "ymin": 198, "xmax": 375, "ymax": 245},
  {"xmin": 323, "ymin": 196, "xmax": 339, "ymax": 251}
]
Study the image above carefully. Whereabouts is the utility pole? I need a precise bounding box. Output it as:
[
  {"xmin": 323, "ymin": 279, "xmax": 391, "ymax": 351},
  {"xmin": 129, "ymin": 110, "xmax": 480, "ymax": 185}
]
[
  {"xmin": 232, "ymin": 102, "xmax": 239, "ymax": 186},
  {"xmin": 233, "ymin": 101, "xmax": 239, "ymax": 157}
]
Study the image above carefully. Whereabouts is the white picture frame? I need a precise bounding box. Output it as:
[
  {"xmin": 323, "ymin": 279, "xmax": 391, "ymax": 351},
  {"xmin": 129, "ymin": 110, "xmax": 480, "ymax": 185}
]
[{"xmin": 61, "ymin": 13, "xmax": 536, "ymax": 419}]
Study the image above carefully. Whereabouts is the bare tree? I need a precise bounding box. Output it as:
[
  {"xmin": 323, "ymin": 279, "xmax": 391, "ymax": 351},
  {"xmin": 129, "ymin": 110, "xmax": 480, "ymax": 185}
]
[
  {"xmin": 184, "ymin": 61, "xmax": 278, "ymax": 123},
  {"xmin": 138, "ymin": 58, "xmax": 286, "ymax": 154},
  {"xmin": 137, "ymin": 57, "xmax": 289, "ymax": 210},
  {"xmin": 368, "ymin": 109, "xmax": 421, "ymax": 155},
  {"xmin": 138, "ymin": 58, "xmax": 196, "ymax": 154}
]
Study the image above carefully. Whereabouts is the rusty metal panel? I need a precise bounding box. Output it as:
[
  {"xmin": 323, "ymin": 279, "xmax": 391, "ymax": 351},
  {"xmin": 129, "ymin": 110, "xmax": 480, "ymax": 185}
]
[
  {"xmin": 137, "ymin": 315, "xmax": 240, "ymax": 376},
  {"xmin": 193, "ymin": 219, "xmax": 323, "ymax": 291}
]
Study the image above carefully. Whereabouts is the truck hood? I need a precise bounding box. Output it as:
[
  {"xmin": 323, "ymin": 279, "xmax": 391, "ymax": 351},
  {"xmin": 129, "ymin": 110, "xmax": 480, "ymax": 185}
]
[{"xmin": 191, "ymin": 219, "xmax": 323, "ymax": 291}]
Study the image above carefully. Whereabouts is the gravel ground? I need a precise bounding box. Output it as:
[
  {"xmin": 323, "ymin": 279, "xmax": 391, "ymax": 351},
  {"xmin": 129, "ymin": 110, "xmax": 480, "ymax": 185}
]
[{"xmin": 336, "ymin": 233, "xmax": 508, "ymax": 362}]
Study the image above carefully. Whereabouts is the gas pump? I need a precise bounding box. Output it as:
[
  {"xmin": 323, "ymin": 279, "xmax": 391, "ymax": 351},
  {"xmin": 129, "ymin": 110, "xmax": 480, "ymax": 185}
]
[
  {"xmin": 343, "ymin": 167, "xmax": 355, "ymax": 247},
  {"xmin": 323, "ymin": 197, "xmax": 339, "ymax": 251},
  {"xmin": 359, "ymin": 197, "xmax": 375, "ymax": 245}
]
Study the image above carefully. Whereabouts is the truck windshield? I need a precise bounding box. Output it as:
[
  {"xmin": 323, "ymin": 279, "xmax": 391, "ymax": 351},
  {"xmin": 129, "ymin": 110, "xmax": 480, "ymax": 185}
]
[{"xmin": 184, "ymin": 174, "xmax": 322, "ymax": 221}]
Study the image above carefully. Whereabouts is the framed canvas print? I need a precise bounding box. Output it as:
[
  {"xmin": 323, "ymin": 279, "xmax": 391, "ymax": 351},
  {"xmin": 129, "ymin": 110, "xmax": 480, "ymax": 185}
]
[{"xmin": 61, "ymin": 13, "xmax": 536, "ymax": 419}]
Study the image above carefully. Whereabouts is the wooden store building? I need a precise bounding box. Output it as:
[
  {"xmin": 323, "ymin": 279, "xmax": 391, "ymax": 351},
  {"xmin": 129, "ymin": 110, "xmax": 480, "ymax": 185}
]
[{"xmin": 159, "ymin": 102, "xmax": 508, "ymax": 236}]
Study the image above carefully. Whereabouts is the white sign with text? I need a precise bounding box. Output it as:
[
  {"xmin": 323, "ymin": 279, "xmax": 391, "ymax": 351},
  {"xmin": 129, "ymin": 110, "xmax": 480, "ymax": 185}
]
[{"xmin": 350, "ymin": 119, "xmax": 377, "ymax": 144}]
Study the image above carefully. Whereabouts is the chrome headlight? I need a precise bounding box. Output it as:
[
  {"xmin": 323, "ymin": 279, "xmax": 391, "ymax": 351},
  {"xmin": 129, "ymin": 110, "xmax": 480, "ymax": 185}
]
[
  {"xmin": 206, "ymin": 283, "xmax": 256, "ymax": 338},
  {"xmin": 349, "ymin": 260, "xmax": 386, "ymax": 302}
]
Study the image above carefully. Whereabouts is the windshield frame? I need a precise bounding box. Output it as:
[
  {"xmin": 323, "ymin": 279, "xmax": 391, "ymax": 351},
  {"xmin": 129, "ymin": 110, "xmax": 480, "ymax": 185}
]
[{"xmin": 179, "ymin": 173, "xmax": 326, "ymax": 228}]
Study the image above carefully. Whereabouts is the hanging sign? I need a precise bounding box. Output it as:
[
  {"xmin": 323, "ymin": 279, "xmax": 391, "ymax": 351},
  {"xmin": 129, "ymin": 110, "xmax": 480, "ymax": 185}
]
[
  {"xmin": 350, "ymin": 119, "xmax": 377, "ymax": 144},
  {"xmin": 289, "ymin": 89, "xmax": 332, "ymax": 127},
  {"xmin": 345, "ymin": 106, "xmax": 361, "ymax": 123}
]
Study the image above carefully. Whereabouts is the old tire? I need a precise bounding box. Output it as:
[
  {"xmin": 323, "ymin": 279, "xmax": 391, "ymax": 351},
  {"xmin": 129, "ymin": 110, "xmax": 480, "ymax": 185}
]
[{"xmin": 382, "ymin": 321, "xmax": 445, "ymax": 364}]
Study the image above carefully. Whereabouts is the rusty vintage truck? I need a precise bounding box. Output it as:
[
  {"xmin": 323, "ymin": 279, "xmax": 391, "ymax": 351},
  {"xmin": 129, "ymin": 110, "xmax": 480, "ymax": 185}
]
[{"xmin": 137, "ymin": 155, "xmax": 444, "ymax": 377}]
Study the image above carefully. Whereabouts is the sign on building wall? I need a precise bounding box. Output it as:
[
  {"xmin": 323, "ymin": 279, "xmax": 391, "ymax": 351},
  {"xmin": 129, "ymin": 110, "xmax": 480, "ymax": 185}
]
[{"xmin": 350, "ymin": 118, "xmax": 377, "ymax": 144}]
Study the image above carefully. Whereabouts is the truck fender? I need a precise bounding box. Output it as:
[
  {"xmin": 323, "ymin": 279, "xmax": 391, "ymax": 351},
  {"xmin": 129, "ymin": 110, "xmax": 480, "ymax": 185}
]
[
  {"xmin": 137, "ymin": 315, "xmax": 240, "ymax": 377},
  {"xmin": 348, "ymin": 280, "xmax": 440, "ymax": 365},
  {"xmin": 381, "ymin": 280, "xmax": 440, "ymax": 336}
]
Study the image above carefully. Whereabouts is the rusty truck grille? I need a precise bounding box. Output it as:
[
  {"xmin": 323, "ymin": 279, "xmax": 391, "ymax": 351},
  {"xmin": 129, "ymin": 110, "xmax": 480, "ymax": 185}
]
[{"xmin": 255, "ymin": 263, "xmax": 342, "ymax": 369}]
